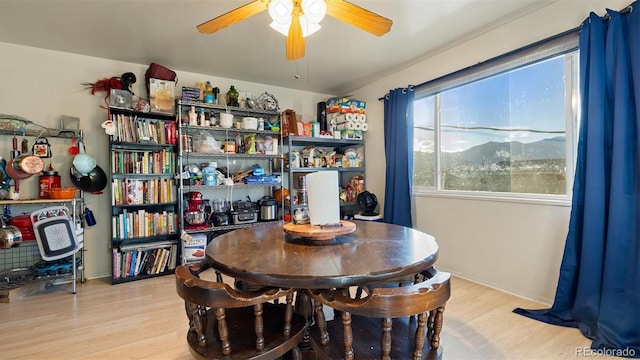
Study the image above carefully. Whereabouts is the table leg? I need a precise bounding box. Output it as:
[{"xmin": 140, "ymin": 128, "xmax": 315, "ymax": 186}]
[{"xmin": 294, "ymin": 289, "xmax": 314, "ymax": 351}]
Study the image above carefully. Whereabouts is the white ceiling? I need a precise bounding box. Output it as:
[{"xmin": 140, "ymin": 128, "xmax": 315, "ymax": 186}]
[{"xmin": 0, "ymin": 0, "xmax": 553, "ymax": 95}]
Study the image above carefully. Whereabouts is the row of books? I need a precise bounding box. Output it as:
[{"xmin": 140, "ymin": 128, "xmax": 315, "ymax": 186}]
[
  {"xmin": 112, "ymin": 242, "xmax": 178, "ymax": 279},
  {"xmin": 112, "ymin": 209, "xmax": 177, "ymax": 240},
  {"xmin": 110, "ymin": 113, "xmax": 177, "ymax": 145},
  {"xmin": 111, "ymin": 148, "xmax": 175, "ymax": 175},
  {"xmin": 112, "ymin": 178, "xmax": 175, "ymax": 205}
]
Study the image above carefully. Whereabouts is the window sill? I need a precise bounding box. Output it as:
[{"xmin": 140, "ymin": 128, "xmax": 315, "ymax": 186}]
[{"xmin": 412, "ymin": 188, "xmax": 571, "ymax": 207}]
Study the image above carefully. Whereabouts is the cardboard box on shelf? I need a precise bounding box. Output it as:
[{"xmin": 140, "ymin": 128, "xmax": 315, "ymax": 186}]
[
  {"xmin": 349, "ymin": 99, "xmax": 366, "ymax": 114},
  {"xmin": 282, "ymin": 109, "xmax": 297, "ymax": 136},
  {"xmin": 303, "ymin": 123, "xmax": 312, "ymax": 137},
  {"xmin": 326, "ymin": 97, "xmax": 366, "ymax": 114},
  {"xmin": 182, "ymin": 234, "xmax": 207, "ymax": 263},
  {"xmin": 326, "ymin": 97, "xmax": 350, "ymax": 113},
  {"xmin": 341, "ymin": 129, "xmax": 363, "ymax": 140}
]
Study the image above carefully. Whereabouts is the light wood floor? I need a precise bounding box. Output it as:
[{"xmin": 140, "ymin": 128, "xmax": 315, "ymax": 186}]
[{"xmin": 0, "ymin": 275, "xmax": 614, "ymax": 360}]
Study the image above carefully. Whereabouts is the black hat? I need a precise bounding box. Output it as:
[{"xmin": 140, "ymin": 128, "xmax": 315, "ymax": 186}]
[{"xmin": 120, "ymin": 72, "xmax": 137, "ymax": 91}]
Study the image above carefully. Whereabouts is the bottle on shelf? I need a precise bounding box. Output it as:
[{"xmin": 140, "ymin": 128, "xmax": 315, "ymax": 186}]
[
  {"xmin": 189, "ymin": 106, "xmax": 198, "ymax": 126},
  {"xmin": 227, "ymin": 85, "xmax": 239, "ymax": 107},
  {"xmin": 235, "ymin": 133, "xmax": 244, "ymax": 153},
  {"xmin": 204, "ymin": 81, "xmax": 214, "ymax": 104},
  {"xmin": 199, "ymin": 108, "xmax": 206, "ymax": 126}
]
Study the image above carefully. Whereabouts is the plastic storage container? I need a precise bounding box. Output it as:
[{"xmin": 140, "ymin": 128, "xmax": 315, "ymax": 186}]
[{"xmin": 202, "ymin": 162, "xmax": 217, "ymax": 186}]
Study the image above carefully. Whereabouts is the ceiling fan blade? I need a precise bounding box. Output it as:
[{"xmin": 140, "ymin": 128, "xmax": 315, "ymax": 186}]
[
  {"xmin": 325, "ymin": 0, "xmax": 392, "ymax": 36},
  {"xmin": 286, "ymin": 10, "xmax": 305, "ymax": 60},
  {"xmin": 197, "ymin": 0, "xmax": 268, "ymax": 34}
]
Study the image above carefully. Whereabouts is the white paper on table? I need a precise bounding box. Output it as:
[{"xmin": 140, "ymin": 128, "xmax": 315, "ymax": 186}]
[{"xmin": 306, "ymin": 171, "xmax": 340, "ymax": 226}]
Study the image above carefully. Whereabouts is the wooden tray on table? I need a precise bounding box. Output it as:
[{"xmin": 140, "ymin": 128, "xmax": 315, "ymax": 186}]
[{"xmin": 283, "ymin": 220, "xmax": 356, "ymax": 241}]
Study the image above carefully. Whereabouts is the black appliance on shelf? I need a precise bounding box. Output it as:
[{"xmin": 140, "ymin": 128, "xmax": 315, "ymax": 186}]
[{"xmin": 230, "ymin": 201, "xmax": 258, "ymax": 225}]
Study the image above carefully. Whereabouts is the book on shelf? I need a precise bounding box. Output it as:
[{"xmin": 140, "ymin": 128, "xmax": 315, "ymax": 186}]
[
  {"xmin": 122, "ymin": 251, "xmax": 131, "ymax": 278},
  {"xmin": 128, "ymin": 250, "xmax": 137, "ymax": 277},
  {"xmin": 112, "ymin": 210, "xmax": 176, "ymax": 239},
  {"xmin": 144, "ymin": 250, "xmax": 155, "ymax": 272},
  {"xmin": 151, "ymin": 248, "xmax": 163, "ymax": 274},
  {"xmin": 112, "ymin": 241, "xmax": 176, "ymax": 278},
  {"xmin": 111, "ymin": 113, "xmax": 177, "ymax": 145},
  {"xmin": 135, "ymin": 250, "xmax": 147, "ymax": 276},
  {"xmin": 111, "ymin": 148, "xmax": 175, "ymax": 175},
  {"xmin": 113, "ymin": 248, "xmax": 120, "ymax": 280},
  {"xmin": 111, "ymin": 178, "xmax": 175, "ymax": 206},
  {"xmin": 126, "ymin": 179, "xmax": 144, "ymax": 205},
  {"xmin": 168, "ymin": 243, "xmax": 178, "ymax": 271}
]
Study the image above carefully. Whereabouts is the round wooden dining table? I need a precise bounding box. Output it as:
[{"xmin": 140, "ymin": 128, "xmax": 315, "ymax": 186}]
[{"xmin": 205, "ymin": 220, "xmax": 439, "ymax": 289}]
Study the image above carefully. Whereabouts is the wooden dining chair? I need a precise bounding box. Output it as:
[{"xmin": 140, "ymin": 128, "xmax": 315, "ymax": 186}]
[
  {"xmin": 175, "ymin": 261, "xmax": 307, "ymax": 360},
  {"xmin": 307, "ymin": 270, "xmax": 451, "ymax": 360}
]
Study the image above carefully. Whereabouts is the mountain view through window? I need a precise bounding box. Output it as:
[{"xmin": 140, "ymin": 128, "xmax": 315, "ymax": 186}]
[{"xmin": 413, "ymin": 54, "xmax": 575, "ymax": 195}]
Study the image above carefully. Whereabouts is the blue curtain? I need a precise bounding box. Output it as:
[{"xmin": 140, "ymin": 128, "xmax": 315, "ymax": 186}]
[
  {"xmin": 514, "ymin": 5, "xmax": 640, "ymax": 357},
  {"xmin": 382, "ymin": 86, "xmax": 414, "ymax": 227}
]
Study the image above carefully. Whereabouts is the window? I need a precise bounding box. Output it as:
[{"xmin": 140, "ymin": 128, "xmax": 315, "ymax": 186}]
[{"xmin": 413, "ymin": 31, "xmax": 579, "ymax": 200}]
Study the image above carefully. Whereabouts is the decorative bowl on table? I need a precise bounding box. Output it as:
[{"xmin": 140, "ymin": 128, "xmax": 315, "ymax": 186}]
[{"xmin": 48, "ymin": 187, "xmax": 78, "ymax": 199}]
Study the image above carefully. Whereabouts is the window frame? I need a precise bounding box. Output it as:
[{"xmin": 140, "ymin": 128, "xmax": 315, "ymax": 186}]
[{"xmin": 412, "ymin": 30, "xmax": 580, "ymax": 206}]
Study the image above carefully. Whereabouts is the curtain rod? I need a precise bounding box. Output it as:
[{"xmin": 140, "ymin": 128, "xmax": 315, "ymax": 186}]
[
  {"xmin": 378, "ymin": 2, "xmax": 632, "ymax": 102},
  {"xmin": 602, "ymin": 3, "xmax": 633, "ymax": 20},
  {"xmin": 378, "ymin": 25, "xmax": 579, "ymax": 102}
]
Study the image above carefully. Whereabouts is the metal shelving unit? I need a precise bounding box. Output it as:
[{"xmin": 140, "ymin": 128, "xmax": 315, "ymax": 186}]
[
  {"xmin": 282, "ymin": 135, "xmax": 365, "ymax": 220},
  {"xmin": 0, "ymin": 125, "xmax": 86, "ymax": 298},
  {"xmin": 176, "ymin": 100, "xmax": 283, "ymax": 252}
]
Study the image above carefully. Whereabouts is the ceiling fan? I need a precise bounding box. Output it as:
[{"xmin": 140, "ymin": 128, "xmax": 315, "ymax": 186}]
[{"xmin": 197, "ymin": 0, "xmax": 392, "ymax": 60}]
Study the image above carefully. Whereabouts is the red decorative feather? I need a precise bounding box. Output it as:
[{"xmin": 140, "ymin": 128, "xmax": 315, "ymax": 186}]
[{"xmin": 82, "ymin": 77, "xmax": 124, "ymax": 95}]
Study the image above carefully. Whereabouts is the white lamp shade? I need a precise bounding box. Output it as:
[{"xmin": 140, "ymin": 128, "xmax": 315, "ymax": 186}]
[
  {"xmin": 268, "ymin": 0, "xmax": 325, "ymax": 38},
  {"xmin": 300, "ymin": 15, "xmax": 322, "ymax": 37},
  {"xmin": 270, "ymin": 20, "xmax": 291, "ymax": 36},
  {"xmin": 301, "ymin": 0, "xmax": 327, "ymax": 24},
  {"xmin": 269, "ymin": 0, "xmax": 293, "ymax": 24}
]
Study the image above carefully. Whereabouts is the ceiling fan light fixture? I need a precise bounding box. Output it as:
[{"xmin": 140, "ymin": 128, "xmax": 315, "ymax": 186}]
[
  {"xmin": 269, "ymin": 0, "xmax": 293, "ymax": 24},
  {"xmin": 300, "ymin": 15, "xmax": 321, "ymax": 37},
  {"xmin": 301, "ymin": 0, "xmax": 326, "ymax": 24},
  {"xmin": 270, "ymin": 20, "xmax": 292, "ymax": 36}
]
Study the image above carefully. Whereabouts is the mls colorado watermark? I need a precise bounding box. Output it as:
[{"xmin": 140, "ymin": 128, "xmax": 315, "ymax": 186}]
[{"xmin": 576, "ymin": 347, "xmax": 636, "ymax": 357}]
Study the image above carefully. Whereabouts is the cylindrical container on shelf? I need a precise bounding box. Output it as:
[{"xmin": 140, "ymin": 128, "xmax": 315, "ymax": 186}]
[
  {"xmin": 219, "ymin": 113, "xmax": 233, "ymax": 128},
  {"xmin": 224, "ymin": 139, "xmax": 236, "ymax": 154},
  {"xmin": 203, "ymin": 162, "xmax": 217, "ymax": 186},
  {"xmin": 297, "ymin": 189, "xmax": 308, "ymax": 205},
  {"xmin": 297, "ymin": 175, "xmax": 307, "ymax": 190},
  {"xmin": 317, "ymin": 101, "xmax": 327, "ymax": 132},
  {"xmin": 181, "ymin": 135, "xmax": 193, "ymax": 152},
  {"xmin": 39, "ymin": 168, "xmax": 61, "ymax": 199}
]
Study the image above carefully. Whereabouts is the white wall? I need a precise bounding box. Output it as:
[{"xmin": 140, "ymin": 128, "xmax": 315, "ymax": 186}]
[
  {"xmin": 350, "ymin": 0, "xmax": 628, "ymax": 304},
  {"xmin": 0, "ymin": 42, "xmax": 330, "ymax": 279}
]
